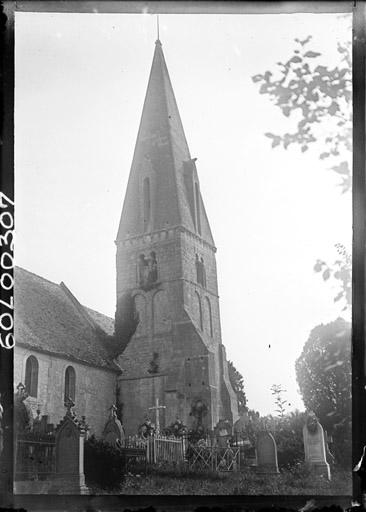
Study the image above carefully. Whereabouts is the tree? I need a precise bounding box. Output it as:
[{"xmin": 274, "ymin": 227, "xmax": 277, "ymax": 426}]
[
  {"xmin": 270, "ymin": 384, "xmax": 288, "ymax": 418},
  {"xmin": 228, "ymin": 360, "xmax": 247, "ymax": 414},
  {"xmin": 295, "ymin": 317, "xmax": 351, "ymax": 465},
  {"xmin": 243, "ymin": 409, "xmax": 306, "ymax": 469},
  {"xmin": 114, "ymin": 291, "xmax": 139, "ymax": 352},
  {"xmin": 313, "ymin": 242, "xmax": 351, "ymax": 312},
  {"xmin": 252, "ymin": 31, "xmax": 352, "ymax": 307},
  {"xmin": 252, "ymin": 34, "xmax": 351, "ymax": 193}
]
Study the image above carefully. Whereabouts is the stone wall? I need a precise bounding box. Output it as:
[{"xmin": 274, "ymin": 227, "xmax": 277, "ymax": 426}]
[
  {"xmin": 115, "ymin": 226, "xmax": 239, "ymax": 433},
  {"xmin": 14, "ymin": 346, "xmax": 117, "ymax": 437}
]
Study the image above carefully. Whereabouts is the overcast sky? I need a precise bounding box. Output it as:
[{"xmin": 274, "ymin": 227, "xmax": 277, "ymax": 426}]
[{"xmin": 15, "ymin": 11, "xmax": 351, "ymax": 416}]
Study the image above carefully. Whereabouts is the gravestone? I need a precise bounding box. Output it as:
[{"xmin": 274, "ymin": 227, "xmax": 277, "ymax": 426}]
[
  {"xmin": 324, "ymin": 430, "xmax": 335, "ymax": 465},
  {"xmin": 14, "ymin": 384, "xmax": 33, "ymax": 434},
  {"xmin": 103, "ymin": 405, "xmax": 125, "ymax": 447},
  {"xmin": 214, "ymin": 419, "xmax": 232, "ymax": 448},
  {"xmin": 233, "ymin": 411, "xmax": 251, "ymax": 465},
  {"xmin": 303, "ymin": 413, "xmax": 331, "ymax": 480},
  {"xmin": 234, "ymin": 411, "xmax": 249, "ymax": 434},
  {"xmin": 50, "ymin": 398, "xmax": 89, "ymax": 494},
  {"xmin": 256, "ymin": 431, "xmax": 279, "ymax": 474}
]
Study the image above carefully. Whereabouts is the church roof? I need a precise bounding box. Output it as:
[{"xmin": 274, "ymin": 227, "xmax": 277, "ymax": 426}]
[
  {"xmin": 15, "ymin": 267, "xmax": 119, "ymax": 372},
  {"xmin": 116, "ymin": 40, "xmax": 214, "ymax": 246}
]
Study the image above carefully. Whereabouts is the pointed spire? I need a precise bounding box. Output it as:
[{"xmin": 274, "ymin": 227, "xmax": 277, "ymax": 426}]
[{"xmin": 116, "ymin": 39, "xmax": 214, "ymax": 246}]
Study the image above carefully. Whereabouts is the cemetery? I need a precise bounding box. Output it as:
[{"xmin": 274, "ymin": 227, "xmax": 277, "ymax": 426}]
[
  {"xmin": 13, "ymin": 384, "xmax": 351, "ymax": 495},
  {"xmin": 11, "ymin": 16, "xmax": 353, "ymax": 500}
]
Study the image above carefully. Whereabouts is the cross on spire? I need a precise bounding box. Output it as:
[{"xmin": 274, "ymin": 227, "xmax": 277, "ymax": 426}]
[
  {"xmin": 149, "ymin": 398, "xmax": 166, "ymax": 434},
  {"xmin": 156, "ymin": 14, "xmax": 160, "ymax": 42}
]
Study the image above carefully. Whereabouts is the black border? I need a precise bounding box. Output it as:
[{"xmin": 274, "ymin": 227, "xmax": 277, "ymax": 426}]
[
  {"xmin": 1, "ymin": 1, "xmax": 364, "ymax": 510},
  {"xmin": 0, "ymin": 0, "xmax": 14, "ymax": 507},
  {"xmin": 352, "ymin": 0, "xmax": 366, "ymax": 502}
]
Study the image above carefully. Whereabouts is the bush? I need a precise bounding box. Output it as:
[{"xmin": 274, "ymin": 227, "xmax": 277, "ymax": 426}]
[
  {"xmin": 138, "ymin": 418, "xmax": 156, "ymax": 438},
  {"xmin": 84, "ymin": 435, "xmax": 125, "ymax": 489},
  {"xmin": 273, "ymin": 412, "xmax": 306, "ymax": 469},
  {"xmin": 242, "ymin": 410, "xmax": 306, "ymax": 469},
  {"xmin": 163, "ymin": 418, "xmax": 188, "ymax": 437}
]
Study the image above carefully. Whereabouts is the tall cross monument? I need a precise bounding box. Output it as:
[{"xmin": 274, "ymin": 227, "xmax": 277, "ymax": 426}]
[{"xmin": 149, "ymin": 398, "xmax": 166, "ymax": 434}]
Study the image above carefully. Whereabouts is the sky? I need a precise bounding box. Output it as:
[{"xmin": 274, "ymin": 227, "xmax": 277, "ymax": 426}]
[{"xmin": 15, "ymin": 10, "xmax": 352, "ymax": 416}]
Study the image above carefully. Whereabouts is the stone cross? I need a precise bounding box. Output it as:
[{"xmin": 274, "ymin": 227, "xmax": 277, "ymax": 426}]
[
  {"xmin": 110, "ymin": 404, "xmax": 118, "ymax": 418},
  {"xmin": 64, "ymin": 397, "xmax": 75, "ymax": 417},
  {"xmin": 16, "ymin": 382, "xmax": 25, "ymax": 393},
  {"xmin": 149, "ymin": 398, "xmax": 166, "ymax": 434},
  {"xmin": 103, "ymin": 405, "xmax": 124, "ymax": 447}
]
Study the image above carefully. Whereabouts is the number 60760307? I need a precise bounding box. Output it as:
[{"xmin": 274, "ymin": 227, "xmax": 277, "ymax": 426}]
[{"xmin": 0, "ymin": 191, "xmax": 14, "ymax": 349}]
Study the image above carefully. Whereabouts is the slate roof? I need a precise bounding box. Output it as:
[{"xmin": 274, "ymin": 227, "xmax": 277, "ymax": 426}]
[
  {"xmin": 116, "ymin": 39, "xmax": 214, "ymax": 246},
  {"xmin": 15, "ymin": 267, "xmax": 119, "ymax": 372},
  {"xmin": 85, "ymin": 306, "xmax": 115, "ymax": 336}
]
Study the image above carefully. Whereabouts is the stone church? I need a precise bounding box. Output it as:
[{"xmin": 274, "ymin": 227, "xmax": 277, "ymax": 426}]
[{"xmin": 14, "ymin": 38, "xmax": 239, "ymax": 437}]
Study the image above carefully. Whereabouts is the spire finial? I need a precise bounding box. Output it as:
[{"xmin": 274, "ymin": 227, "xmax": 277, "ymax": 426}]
[{"xmin": 156, "ymin": 14, "xmax": 161, "ymax": 44}]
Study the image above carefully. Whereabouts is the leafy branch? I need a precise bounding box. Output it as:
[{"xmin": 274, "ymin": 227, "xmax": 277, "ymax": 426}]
[
  {"xmin": 314, "ymin": 243, "xmax": 351, "ymax": 311},
  {"xmin": 252, "ymin": 36, "xmax": 351, "ymax": 193},
  {"xmin": 270, "ymin": 384, "xmax": 288, "ymax": 418}
]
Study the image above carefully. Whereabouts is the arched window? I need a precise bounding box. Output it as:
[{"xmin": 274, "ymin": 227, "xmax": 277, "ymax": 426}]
[
  {"xmin": 137, "ymin": 254, "xmax": 147, "ymax": 286},
  {"xmin": 153, "ymin": 290, "xmax": 170, "ymax": 334},
  {"xmin": 25, "ymin": 355, "xmax": 38, "ymax": 398},
  {"xmin": 143, "ymin": 177, "xmax": 151, "ymax": 231},
  {"xmin": 64, "ymin": 366, "xmax": 76, "ymax": 402},
  {"xmin": 194, "ymin": 291, "xmax": 203, "ymax": 331},
  {"xmin": 195, "ymin": 182, "xmax": 201, "ymax": 235},
  {"xmin": 195, "ymin": 254, "xmax": 206, "ymax": 288},
  {"xmin": 195, "ymin": 254, "xmax": 201, "ymax": 284},
  {"xmin": 204, "ymin": 297, "xmax": 213, "ymax": 337},
  {"xmin": 200, "ymin": 257, "xmax": 206, "ymax": 288},
  {"xmin": 134, "ymin": 294, "xmax": 147, "ymax": 336}
]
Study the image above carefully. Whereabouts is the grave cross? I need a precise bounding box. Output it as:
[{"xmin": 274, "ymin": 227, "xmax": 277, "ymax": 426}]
[
  {"xmin": 149, "ymin": 398, "xmax": 166, "ymax": 434},
  {"xmin": 109, "ymin": 404, "xmax": 118, "ymax": 419},
  {"xmin": 64, "ymin": 397, "xmax": 75, "ymax": 417}
]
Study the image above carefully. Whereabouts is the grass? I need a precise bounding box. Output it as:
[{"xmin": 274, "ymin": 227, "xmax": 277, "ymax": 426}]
[{"xmin": 87, "ymin": 463, "xmax": 352, "ymax": 495}]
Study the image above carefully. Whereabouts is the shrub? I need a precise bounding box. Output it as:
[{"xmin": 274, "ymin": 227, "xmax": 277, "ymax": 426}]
[
  {"xmin": 138, "ymin": 418, "xmax": 156, "ymax": 438},
  {"xmin": 273, "ymin": 412, "xmax": 306, "ymax": 469},
  {"xmin": 242, "ymin": 410, "xmax": 306, "ymax": 469},
  {"xmin": 163, "ymin": 418, "xmax": 188, "ymax": 437},
  {"xmin": 84, "ymin": 435, "xmax": 125, "ymax": 489}
]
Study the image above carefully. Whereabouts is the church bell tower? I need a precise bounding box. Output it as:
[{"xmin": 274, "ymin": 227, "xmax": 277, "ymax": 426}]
[{"xmin": 115, "ymin": 38, "xmax": 238, "ymax": 435}]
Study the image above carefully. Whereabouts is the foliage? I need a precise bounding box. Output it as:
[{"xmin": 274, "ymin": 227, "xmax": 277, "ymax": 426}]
[
  {"xmin": 295, "ymin": 318, "xmax": 351, "ymax": 465},
  {"xmin": 252, "ymin": 32, "xmax": 352, "ymax": 307},
  {"xmin": 84, "ymin": 435, "xmax": 125, "ymax": 489},
  {"xmin": 163, "ymin": 418, "xmax": 188, "ymax": 437},
  {"xmin": 272, "ymin": 411, "xmax": 307, "ymax": 469},
  {"xmin": 187, "ymin": 425, "xmax": 207, "ymax": 444},
  {"xmin": 252, "ymin": 35, "xmax": 351, "ymax": 193},
  {"xmin": 147, "ymin": 352, "xmax": 159, "ymax": 374},
  {"xmin": 270, "ymin": 384, "xmax": 288, "ymax": 418},
  {"xmin": 314, "ymin": 243, "xmax": 351, "ymax": 311},
  {"xmin": 114, "ymin": 292, "xmax": 139, "ymax": 351},
  {"xmin": 113, "ymin": 463, "xmax": 351, "ymax": 495},
  {"xmin": 228, "ymin": 361, "xmax": 247, "ymax": 414},
  {"xmin": 242, "ymin": 410, "xmax": 306, "ymax": 469},
  {"xmin": 138, "ymin": 418, "xmax": 156, "ymax": 438}
]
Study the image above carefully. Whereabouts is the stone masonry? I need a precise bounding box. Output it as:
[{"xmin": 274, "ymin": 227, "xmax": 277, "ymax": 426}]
[{"xmin": 115, "ymin": 39, "xmax": 238, "ymax": 435}]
